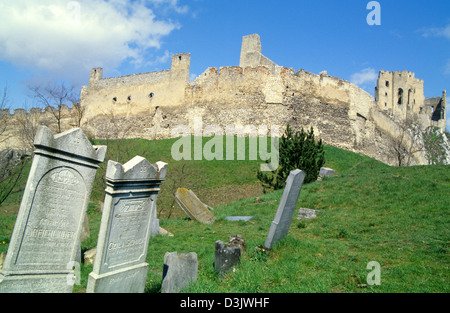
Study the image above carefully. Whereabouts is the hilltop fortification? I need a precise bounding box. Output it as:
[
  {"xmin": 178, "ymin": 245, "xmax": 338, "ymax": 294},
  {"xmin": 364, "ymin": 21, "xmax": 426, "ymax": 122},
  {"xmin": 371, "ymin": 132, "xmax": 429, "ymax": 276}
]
[{"xmin": 1, "ymin": 34, "xmax": 447, "ymax": 166}]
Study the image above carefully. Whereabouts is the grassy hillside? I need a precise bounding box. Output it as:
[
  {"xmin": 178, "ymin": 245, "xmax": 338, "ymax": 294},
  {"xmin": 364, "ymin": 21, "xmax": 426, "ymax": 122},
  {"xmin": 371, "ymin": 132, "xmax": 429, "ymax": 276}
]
[{"xmin": 0, "ymin": 137, "xmax": 448, "ymax": 293}]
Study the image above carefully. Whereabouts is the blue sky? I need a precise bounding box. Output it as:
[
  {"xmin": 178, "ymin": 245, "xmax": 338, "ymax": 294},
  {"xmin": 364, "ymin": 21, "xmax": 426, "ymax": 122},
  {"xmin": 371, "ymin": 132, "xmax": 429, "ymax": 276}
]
[{"xmin": 0, "ymin": 0, "xmax": 449, "ymax": 130}]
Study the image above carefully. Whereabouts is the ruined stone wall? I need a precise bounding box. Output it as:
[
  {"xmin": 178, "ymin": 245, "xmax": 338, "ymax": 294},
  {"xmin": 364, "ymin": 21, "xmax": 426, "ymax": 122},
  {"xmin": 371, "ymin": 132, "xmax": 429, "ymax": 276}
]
[
  {"xmin": 0, "ymin": 106, "xmax": 79, "ymax": 152},
  {"xmin": 81, "ymin": 53, "xmax": 190, "ymax": 122},
  {"xmin": 76, "ymin": 52, "xmax": 433, "ymax": 166},
  {"xmin": 3, "ymin": 34, "xmax": 444, "ymax": 167}
]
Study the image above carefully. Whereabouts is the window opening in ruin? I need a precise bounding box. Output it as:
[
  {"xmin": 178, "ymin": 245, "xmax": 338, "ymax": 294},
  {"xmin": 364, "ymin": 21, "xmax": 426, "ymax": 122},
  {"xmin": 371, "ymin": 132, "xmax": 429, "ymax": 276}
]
[
  {"xmin": 112, "ymin": 97, "xmax": 117, "ymax": 102},
  {"xmin": 127, "ymin": 96, "xmax": 131, "ymax": 101},
  {"xmin": 398, "ymin": 88, "xmax": 403, "ymax": 105},
  {"xmin": 179, "ymin": 56, "xmax": 182, "ymax": 61},
  {"xmin": 385, "ymin": 81, "xmax": 389, "ymax": 87},
  {"xmin": 407, "ymin": 89, "xmax": 411, "ymax": 105},
  {"xmin": 149, "ymin": 93, "xmax": 154, "ymax": 98}
]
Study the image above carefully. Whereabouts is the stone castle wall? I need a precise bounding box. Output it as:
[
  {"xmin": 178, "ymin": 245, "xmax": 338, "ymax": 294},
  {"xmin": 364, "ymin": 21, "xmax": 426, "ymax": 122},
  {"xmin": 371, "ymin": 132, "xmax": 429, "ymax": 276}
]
[{"xmin": 2, "ymin": 34, "xmax": 446, "ymax": 166}]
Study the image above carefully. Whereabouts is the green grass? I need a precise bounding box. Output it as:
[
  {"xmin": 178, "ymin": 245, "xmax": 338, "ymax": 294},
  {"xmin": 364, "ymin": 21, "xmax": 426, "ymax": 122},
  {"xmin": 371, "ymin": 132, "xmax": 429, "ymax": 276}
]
[{"xmin": 0, "ymin": 137, "xmax": 449, "ymax": 293}]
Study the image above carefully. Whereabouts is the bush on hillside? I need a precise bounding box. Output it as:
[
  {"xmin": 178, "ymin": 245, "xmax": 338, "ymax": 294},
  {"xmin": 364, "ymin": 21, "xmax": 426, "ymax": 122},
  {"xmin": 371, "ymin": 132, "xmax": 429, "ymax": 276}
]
[{"xmin": 257, "ymin": 125, "xmax": 325, "ymax": 192}]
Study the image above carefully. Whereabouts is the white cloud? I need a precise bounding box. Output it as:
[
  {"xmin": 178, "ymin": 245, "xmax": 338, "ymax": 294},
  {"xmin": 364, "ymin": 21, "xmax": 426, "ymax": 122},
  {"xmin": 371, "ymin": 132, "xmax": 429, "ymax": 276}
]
[
  {"xmin": 0, "ymin": 0, "xmax": 183, "ymax": 84},
  {"xmin": 350, "ymin": 68, "xmax": 378, "ymax": 86},
  {"xmin": 419, "ymin": 24, "xmax": 450, "ymax": 40}
]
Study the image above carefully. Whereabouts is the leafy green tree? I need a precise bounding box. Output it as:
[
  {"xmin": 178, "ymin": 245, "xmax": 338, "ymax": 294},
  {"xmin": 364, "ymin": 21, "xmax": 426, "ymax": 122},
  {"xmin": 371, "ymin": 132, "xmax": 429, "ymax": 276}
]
[{"xmin": 257, "ymin": 125, "xmax": 325, "ymax": 192}]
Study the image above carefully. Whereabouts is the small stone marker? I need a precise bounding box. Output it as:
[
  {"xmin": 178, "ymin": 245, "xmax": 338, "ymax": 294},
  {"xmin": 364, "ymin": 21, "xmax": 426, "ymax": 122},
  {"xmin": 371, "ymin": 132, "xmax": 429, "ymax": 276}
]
[
  {"xmin": 214, "ymin": 240, "xmax": 241, "ymax": 276},
  {"xmin": 319, "ymin": 167, "xmax": 336, "ymax": 177},
  {"xmin": 225, "ymin": 216, "xmax": 253, "ymax": 222},
  {"xmin": 297, "ymin": 208, "xmax": 320, "ymax": 220},
  {"xmin": 83, "ymin": 247, "xmax": 97, "ymax": 266},
  {"xmin": 87, "ymin": 156, "xmax": 168, "ymax": 293},
  {"xmin": 228, "ymin": 234, "xmax": 247, "ymax": 253},
  {"xmin": 161, "ymin": 252, "xmax": 198, "ymax": 293},
  {"xmin": 0, "ymin": 126, "xmax": 106, "ymax": 293},
  {"xmin": 264, "ymin": 169, "xmax": 306, "ymax": 250},
  {"xmin": 175, "ymin": 188, "xmax": 215, "ymax": 224}
]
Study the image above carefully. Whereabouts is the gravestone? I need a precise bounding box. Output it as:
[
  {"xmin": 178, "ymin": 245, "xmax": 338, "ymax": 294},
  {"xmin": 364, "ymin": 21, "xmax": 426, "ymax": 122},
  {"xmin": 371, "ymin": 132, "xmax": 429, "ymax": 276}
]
[
  {"xmin": 228, "ymin": 234, "xmax": 247, "ymax": 253},
  {"xmin": 319, "ymin": 167, "xmax": 336, "ymax": 177},
  {"xmin": 264, "ymin": 169, "xmax": 306, "ymax": 250},
  {"xmin": 214, "ymin": 240, "xmax": 241, "ymax": 276},
  {"xmin": 225, "ymin": 216, "xmax": 253, "ymax": 222},
  {"xmin": 0, "ymin": 126, "xmax": 106, "ymax": 293},
  {"xmin": 87, "ymin": 156, "xmax": 168, "ymax": 293},
  {"xmin": 297, "ymin": 208, "xmax": 320, "ymax": 220},
  {"xmin": 161, "ymin": 252, "xmax": 198, "ymax": 293},
  {"xmin": 175, "ymin": 188, "xmax": 215, "ymax": 224}
]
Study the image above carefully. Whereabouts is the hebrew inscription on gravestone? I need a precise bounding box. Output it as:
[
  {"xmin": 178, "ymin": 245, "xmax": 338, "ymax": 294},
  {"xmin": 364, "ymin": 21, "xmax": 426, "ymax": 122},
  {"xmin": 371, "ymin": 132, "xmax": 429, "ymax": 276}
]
[{"xmin": 87, "ymin": 156, "xmax": 168, "ymax": 293}]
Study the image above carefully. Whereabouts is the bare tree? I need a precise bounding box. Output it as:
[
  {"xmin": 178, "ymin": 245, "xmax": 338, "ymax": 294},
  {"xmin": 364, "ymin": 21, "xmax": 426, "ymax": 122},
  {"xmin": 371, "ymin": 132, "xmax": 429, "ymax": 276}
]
[
  {"xmin": 15, "ymin": 102, "xmax": 46, "ymax": 152},
  {"xmin": 0, "ymin": 86, "xmax": 29, "ymax": 207},
  {"xmin": 390, "ymin": 120, "xmax": 425, "ymax": 166},
  {"xmin": 0, "ymin": 149, "xmax": 27, "ymax": 207},
  {"xmin": 28, "ymin": 82, "xmax": 78, "ymax": 133},
  {"xmin": 71, "ymin": 101, "xmax": 85, "ymax": 128},
  {"xmin": 0, "ymin": 85, "xmax": 11, "ymax": 144}
]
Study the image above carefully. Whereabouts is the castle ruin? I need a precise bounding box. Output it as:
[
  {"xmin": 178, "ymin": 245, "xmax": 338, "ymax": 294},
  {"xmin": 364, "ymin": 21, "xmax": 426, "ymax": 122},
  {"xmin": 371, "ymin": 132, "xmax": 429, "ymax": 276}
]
[{"xmin": 1, "ymin": 34, "xmax": 447, "ymax": 166}]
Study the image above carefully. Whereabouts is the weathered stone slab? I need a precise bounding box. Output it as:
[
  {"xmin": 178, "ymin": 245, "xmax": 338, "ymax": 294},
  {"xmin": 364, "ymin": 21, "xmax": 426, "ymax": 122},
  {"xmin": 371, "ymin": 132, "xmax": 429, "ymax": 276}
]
[
  {"xmin": 297, "ymin": 208, "xmax": 320, "ymax": 220},
  {"xmin": 83, "ymin": 247, "xmax": 97, "ymax": 266},
  {"xmin": 319, "ymin": 167, "xmax": 336, "ymax": 177},
  {"xmin": 175, "ymin": 188, "xmax": 215, "ymax": 224},
  {"xmin": 225, "ymin": 216, "xmax": 253, "ymax": 221},
  {"xmin": 161, "ymin": 252, "xmax": 198, "ymax": 293},
  {"xmin": 214, "ymin": 240, "xmax": 241, "ymax": 276},
  {"xmin": 0, "ymin": 126, "xmax": 106, "ymax": 293},
  {"xmin": 264, "ymin": 169, "xmax": 306, "ymax": 250},
  {"xmin": 87, "ymin": 156, "xmax": 167, "ymax": 293}
]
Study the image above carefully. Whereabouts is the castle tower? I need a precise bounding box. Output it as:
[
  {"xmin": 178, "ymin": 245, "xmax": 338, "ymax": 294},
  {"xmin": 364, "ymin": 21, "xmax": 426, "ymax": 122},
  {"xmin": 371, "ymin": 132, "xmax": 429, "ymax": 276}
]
[
  {"xmin": 239, "ymin": 34, "xmax": 277, "ymax": 72},
  {"xmin": 375, "ymin": 70, "xmax": 424, "ymax": 120},
  {"xmin": 240, "ymin": 34, "xmax": 262, "ymax": 68},
  {"xmin": 171, "ymin": 53, "xmax": 190, "ymax": 84},
  {"xmin": 89, "ymin": 67, "xmax": 103, "ymax": 87},
  {"xmin": 430, "ymin": 90, "xmax": 446, "ymax": 131}
]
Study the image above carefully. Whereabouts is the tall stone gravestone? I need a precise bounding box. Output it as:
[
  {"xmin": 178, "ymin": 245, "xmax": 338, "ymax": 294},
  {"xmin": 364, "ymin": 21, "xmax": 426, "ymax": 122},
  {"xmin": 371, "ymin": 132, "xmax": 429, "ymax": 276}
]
[
  {"xmin": 264, "ymin": 169, "xmax": 306, "ymax": 250},
  {"xmin": 87, "ymin": 156, "xmax": 168, "ymax": 293},
  {"xmin": 0, "ymin": 126, "xmax": 106, "ymax": 292}
]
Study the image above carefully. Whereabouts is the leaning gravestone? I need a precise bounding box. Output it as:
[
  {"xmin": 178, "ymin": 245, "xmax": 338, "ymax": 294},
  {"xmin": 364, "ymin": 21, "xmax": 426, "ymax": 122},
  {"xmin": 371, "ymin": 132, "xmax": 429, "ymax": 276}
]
[
  {"xmin": 0, "ymin": 126, "xmax": 106, "ymax": 293},
  {"xmin": 87, "ymin": 156, "xmax": 168, "ymax": 293},
  {"xmin": 175, "ymin": 188, "xmax": 215, "ymax": 224},
  {"xmin": 264, "ymin": 169, "xmax": 306, "ymax": 250}
]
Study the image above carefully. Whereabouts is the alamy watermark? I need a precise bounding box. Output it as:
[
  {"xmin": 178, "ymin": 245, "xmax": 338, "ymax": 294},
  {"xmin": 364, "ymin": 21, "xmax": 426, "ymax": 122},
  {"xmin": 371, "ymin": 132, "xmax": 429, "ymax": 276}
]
[
  {"xmin": 170, "ymin": 117, "xmax": 280, "ymax": 172},
  {"xmin": 366, "ymin": 1, "xmax": 381, "ymax": 26},
  {"xmin": 67, "ymin": 1, "xmax": 81, "ymax": 24},
  {"xmin": 366, "ymin": 261, "xmax": 381, "ymax": 285}
]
